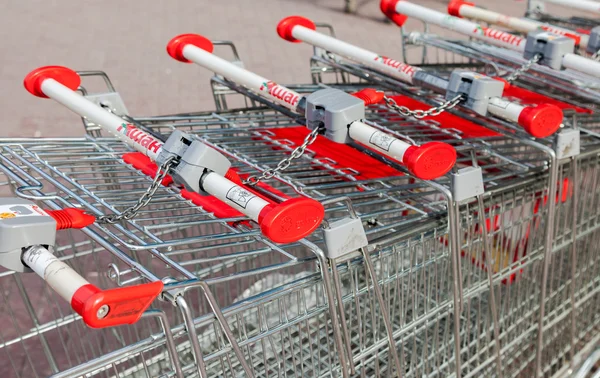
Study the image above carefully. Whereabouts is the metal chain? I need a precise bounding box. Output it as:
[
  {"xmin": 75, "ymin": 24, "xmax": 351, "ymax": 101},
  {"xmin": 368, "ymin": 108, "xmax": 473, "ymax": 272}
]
[
  {"xmin": 243, "ymin": 127, "xmax": 322, "ymax": 185},
  {"xmin": 505, "ymin": 54, "xmax": 542, "ymax": 83},
  {"xmin": 98, "ymin": 156, "xmax": 178, "ymax": 224},
  {"xmin": 383, "ymin": 94, "xmax": 464, "ymax": 119}
]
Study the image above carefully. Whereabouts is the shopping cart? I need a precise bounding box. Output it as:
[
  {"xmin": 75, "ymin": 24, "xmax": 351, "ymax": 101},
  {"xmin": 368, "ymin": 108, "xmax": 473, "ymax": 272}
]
[
  {"xmin": 362, "ymin": 6, "xmax": 600, "ymax": 377},
  {"xmin": 526, "ymin": 0, "xmax": 600, "ymax": 33},
  {"xmin": 156, "ymin": 34, "xmax": 597, "ymax": 377},
  {"xmin": 178, "ymin": 25, "xmax": 600, "ymax": 377},
  {"xmin": 2, "ymin": 26, "xmax": 599, "ymax": 378}
]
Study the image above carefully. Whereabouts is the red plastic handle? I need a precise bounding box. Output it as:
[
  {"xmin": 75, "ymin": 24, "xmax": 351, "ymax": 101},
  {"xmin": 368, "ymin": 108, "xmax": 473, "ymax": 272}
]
[
  {"xmin": 167, "ymin": 34, "xmax": 214, "ymax": 62},
  {"xmin": 24, "ymin": 66, "xmax": 81, "ymax": 98},
  {"xmin": 351, "ymin": 88, "xmax": 385, "ymax": 105},
  {"xmin": 380, "ymin": 0, "xmax": 409, "ymax": 27},
  {"xmin": 123, "ymin": 152, "xmax": 174, "ymax": 186},
  {"xmin": 46, "ymin": 208, "xmax": 96, "ymax": 230},
  {"xmin": 447, "ymin": 0, "xmax": 475, "ymax": 17},
  {"xmin": 517, "ymin": 104, "xmax": 563, "ymax": 138},
  {"xmin": 276, "ymin": 16, "xmax": 317, "ymax": 42},
  {"xmin": 403, "ymin": 142, "xmax": 457, "ymax": 180},
  {"xmin": 71, "ymin": 281, "xmax": 163, "ymax": 328},
  {"xmin": 258, "ymin": 198, "xmax": 325, "ymax": 243}
]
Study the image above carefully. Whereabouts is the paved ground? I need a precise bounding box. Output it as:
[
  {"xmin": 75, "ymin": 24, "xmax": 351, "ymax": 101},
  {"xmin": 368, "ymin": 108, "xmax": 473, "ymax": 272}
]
[{"xmin": 0, "ymin": 0, "xmax": 587, "ymax": 137}]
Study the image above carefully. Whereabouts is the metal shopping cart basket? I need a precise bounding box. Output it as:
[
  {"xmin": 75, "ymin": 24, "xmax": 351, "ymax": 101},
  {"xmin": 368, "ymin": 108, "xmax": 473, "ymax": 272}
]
[
  {"xmin": 305, "ymin": 10, "xmax": 600, "ymax": 377},
  {"xmin": 2, "ymin": 36, "xmax": 599, "ymax": 378},
  {"xmin": 202, "ymin": 29, "xmax": 600, "ymax": 377},
  {"xmin": 153, "ymin": 34, "xmax": 597, "ymax": 377}
]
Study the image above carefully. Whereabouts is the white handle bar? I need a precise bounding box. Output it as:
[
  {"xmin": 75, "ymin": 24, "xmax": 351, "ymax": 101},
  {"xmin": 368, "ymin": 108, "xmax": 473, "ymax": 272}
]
[{"xmin": 448, "ymin": 0, "xmax": 589, "ymax": 48}]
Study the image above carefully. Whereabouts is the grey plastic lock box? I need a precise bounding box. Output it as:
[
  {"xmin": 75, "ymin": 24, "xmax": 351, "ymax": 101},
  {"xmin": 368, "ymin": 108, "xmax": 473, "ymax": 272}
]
[
  {"xmin": 451, "ymin": 166, "xmax": 485, "ymax": 203},
  {"xmin": 446, "ymin": 70, "xmax": 504, "ymax": 116},
  {"xmin": 524, "ymin": 31, "xmax": 575, "ymax": 71},
  {"xmin": 0, "ymin": 198, "xmax": 57, "ymax": 272},
  {"xmin": 586, "ymin": 26, "xmax": 600, "ymax": 56},
  {"xmin": 412, "ymin": 71, "xmax": 451, "ymax": 94},
  {"xmin": 157, "ymin": 130, "xmax": 231, "ymax": 194},
  {"xmin": 304, "ymin": 88, "xmax": 365, "ymax": 144},
  {"xmin": 323, "ymin": 216, "xmax": 369, "ymax": 260}
]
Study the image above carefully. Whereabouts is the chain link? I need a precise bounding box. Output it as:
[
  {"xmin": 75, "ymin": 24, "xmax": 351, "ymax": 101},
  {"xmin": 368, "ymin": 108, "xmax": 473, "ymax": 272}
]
[
  {"xmin": 98, "ymin": 156, "xmax": 178, "ymax": 224},
  {"xmin": 243, "ymin": 127, "xmax": 322, "ymax": 185},
  {"xmin": 505, "ymin": 54, "xmax": 542, "ymax": 83},
  {"xmin": 383, "ymin": 94, "xmax": 464, "ymax": 119}
]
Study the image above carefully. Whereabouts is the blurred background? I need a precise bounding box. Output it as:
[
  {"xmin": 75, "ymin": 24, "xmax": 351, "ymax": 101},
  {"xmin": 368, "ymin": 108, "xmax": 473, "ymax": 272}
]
[{"xmin": 0, "ymin": 0, "xmax": 587, "ymax": 137}]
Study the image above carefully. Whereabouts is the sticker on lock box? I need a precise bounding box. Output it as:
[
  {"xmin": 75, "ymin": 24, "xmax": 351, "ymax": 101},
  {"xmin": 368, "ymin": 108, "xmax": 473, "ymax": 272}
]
[{"xmin": 0, "ymin": 205, "xmax": 48, "ymax": 219}]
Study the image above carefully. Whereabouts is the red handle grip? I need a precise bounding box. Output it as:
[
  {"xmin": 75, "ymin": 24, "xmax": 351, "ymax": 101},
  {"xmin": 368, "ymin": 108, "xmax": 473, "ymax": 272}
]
[
  {"xmin": 46, "ymin": 208, "xmax": 95, "ymax": 230},
  {"xmin": 351, "ymin": 88, "xmax": 385, "ymax": 106},
  {"xmin": 403, "ymin": 142, "xmax": 457, "ymax": 180},
  {"xmin": 380, "ymin": 0, "xmax": 409, "ymax": 27},
  {"xmin": 24, "ymin": 66, "xmax": 81, "ymax": 98},
  {"xmin": 258, "ymin": 198, "xmax": 325, "ymax": 243},
  {"xmin": 447, "ymin": 0, "xmax": 475, "ymax": 17},
  {"xmin": 71, "ymin": 281, "xmax": 164, "ymax": 328},
  {"xmin": 518, "ymin": 104, "xmax": 563, "ymax": 138},
  {"xmin": 277, "ymin": 16, "xmax": 317, "ymax": 42}
]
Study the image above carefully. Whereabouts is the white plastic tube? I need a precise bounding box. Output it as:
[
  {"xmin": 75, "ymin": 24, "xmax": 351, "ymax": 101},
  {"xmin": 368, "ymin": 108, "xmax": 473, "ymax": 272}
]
[
  {"xmin": 348, "ymin": 121, "xmax": 411, "ymax": 161},
  {"xmin": 181, "ymin": 44, "xmax": 302, "ymax": 110},
  {"xmin": 487, "ymin": 97, "xmax": 528, "ymax": 124},
  {"xmin": 562, "ymin": 53, "xmax": 600, "ymax": 78},
  {"xmin": 202, "ymin": 172, "xmax": 270, "ymax": 221},
  {"xmin": 291, "ymin": 26, "xmax": 419, "ymax": 84},
  {"xmin": 449, "ymin": 1, "xmax": 589, "ymax": 48},
  {"xmin": 394, "ymin": 1, "xmax": 527, "ymax": 50},
  {"xmin": 22, "ymin": 245, "xmax": 90, "ymax": 304},
  {"xmin": 40, "ymin": 79, "xmax": 163, "ymax": 160}
]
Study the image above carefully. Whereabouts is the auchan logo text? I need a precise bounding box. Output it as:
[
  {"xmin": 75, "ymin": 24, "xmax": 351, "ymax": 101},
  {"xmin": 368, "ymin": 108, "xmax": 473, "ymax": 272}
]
[{"xmin": 117, "ymin": 123, "xmax": 161, "ymax": 154}]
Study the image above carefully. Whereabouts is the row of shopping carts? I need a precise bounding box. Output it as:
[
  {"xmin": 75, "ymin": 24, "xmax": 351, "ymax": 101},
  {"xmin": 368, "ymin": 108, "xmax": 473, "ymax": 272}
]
[{"xmin": 1, "ymin": 1, "xmax": 599, "ymax": 377}]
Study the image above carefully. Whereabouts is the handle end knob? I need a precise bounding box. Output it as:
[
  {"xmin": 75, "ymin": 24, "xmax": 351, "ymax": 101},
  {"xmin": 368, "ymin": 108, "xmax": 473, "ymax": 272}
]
[
  {"xmin": 46, "ymin": 208, "xmax": 95, "ymax": 230},
  {"xmin": 258, "ymin": 198, "xmax": 324, "ymax": 243},
  {"xmin": 448, "ymin": 0, "xmax": 474, "ymax": 17},
  {"xmin": 519, "ymin": 104, "xmax": 563, "ymax": 138},
  {"xmin": 277, "ymin": 16, "xmax": 316, "ymax": 42},
  {"xmin": 380, "ymin": 0, "xmax": 408, "ymax": 27},
  {"xmin": 167, "ymin": 34, "xmax": 214, "ymax": 62},
  {"xmin": 404, "ymin": 142, "xmax": 457, "ymax": 180},
  {"xmin": 72, "ymin": 281, "xmax": 163, "ymax": 328},
  {"xmin": 24, "ymin": 66, "xmax": 80, "ymax": 98},
  {"xmin": 351, "ymin": 88, "xmax": 385, "ymax": 105}
]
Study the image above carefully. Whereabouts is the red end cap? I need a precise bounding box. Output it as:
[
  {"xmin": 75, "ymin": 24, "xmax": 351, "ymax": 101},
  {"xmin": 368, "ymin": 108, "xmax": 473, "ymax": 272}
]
[
  {"xmin": 258, "ymin": 198, "xmax": 325, "ymax": 243},
  {"xmin": 277, "ymin": 16, "xmax": 316, "ymax": 42},
  {"xmin": 403, "ymin": 142, "xmax": 457, "ymax": 180},
  {"xmin": 46, "ymin": 208, "xmax": 96, "ymax": 230},
  {"xmin": 351, "ymin": 88, "xmax": 385, "ymax": 105},
  {"xmin": 167, "ymin": 34, "xmax": 214, "ymax": 63},
  {"xmin": 380, "ymin": 0, "xmax": 408, "ymax": 27},
  {"xmin": 518, "ymin": 104, "xmax": 563, "ymax": 138},
  {"xmin": 448, "ymin": 0, "xmax": 474, "ymax": 17},
  {"xmin": 24, "ymin": 66, "xmax": 80, "ymax": 98},
  {"xmin": 71, "ymin": 281, "xmax": 163, "ymax": 328}
]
